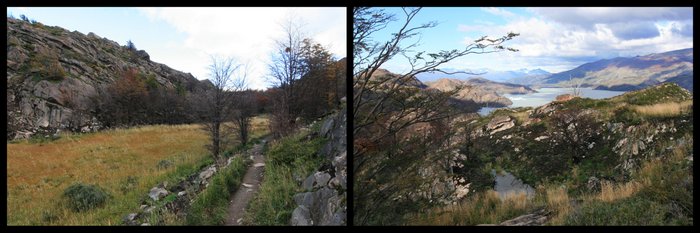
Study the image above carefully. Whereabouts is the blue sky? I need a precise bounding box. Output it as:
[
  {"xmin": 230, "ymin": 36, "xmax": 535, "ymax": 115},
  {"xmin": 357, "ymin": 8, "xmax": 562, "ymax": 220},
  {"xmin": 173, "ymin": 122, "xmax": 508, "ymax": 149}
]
[
  {"xmin": 371, "ymin": 7, "xmax": 693, "ymax": 74},
  {"xmin": 7, "ymin": 7, "xmax": 347, "ymax": 90}
]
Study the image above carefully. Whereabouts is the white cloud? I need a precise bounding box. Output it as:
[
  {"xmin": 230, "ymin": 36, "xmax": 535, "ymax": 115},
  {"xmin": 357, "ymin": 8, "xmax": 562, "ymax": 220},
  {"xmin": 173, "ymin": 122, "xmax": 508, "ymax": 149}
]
[
  {"xmin": 456, "ymin": 7, "xmax": 693, "ymax": 72},
  {"xmin": 480, "ymin": 7, "xmax": 516, "ymax": 19},
  {"xmin": 136, "ymin": 7, "xmax": 346, "ymax": 90}
]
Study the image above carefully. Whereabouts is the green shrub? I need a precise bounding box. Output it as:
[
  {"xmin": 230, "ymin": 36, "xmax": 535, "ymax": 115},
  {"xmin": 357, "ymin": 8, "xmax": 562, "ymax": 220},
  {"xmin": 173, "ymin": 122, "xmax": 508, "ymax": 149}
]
[
  {"xmin": 62, "ymin": 183, "xmax": 111, "ymax": 212},
  {"xmin": 119, "ymin": 176, "xmax": 139, "ymax": 194},
  {"xmin": 156, "ymin": 159, "xmax": 173, "ymax": 169},
  {"xmin": 564, "ymin": 195, "xmax": 668, "ymax": 225}
]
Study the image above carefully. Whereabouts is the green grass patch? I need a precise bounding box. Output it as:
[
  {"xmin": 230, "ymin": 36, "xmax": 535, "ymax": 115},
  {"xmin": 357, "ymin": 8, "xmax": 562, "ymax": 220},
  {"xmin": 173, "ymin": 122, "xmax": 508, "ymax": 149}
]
[
  {"xmin": 246, "ymin": 130, "xmax": 326, "ymax": 225},
  {"xmin": 185, "ymin": 156, "xmax": 249, "ymax": 225}
]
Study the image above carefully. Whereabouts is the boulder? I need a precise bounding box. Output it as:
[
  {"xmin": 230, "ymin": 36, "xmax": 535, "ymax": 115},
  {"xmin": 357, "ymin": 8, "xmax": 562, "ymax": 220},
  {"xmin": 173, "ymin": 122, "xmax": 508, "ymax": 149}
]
[
  {"xmin": 198, "ymin": 166, "xmax": 216, "ymax": 181},
  {"xmin": 587, "ymin": 176, "xmax": 601, "ymax": 192},
  {"xmin": 555, "ymin": 94, "xmax": 575, "ymax": 102},
  {"xmin": 313, "ymin": 172, "xmax": 332, "ymax": 188},
  {"xmin": 148, "ymin": 187, "xmax": 168, "ymax": 201},
  {"xmin": 498, "ymin": 209, "xmax": 550, "ymax": 226},
  {"xmin": 290, "ymin": 206, "xmax": 312, "ymax": 226}
]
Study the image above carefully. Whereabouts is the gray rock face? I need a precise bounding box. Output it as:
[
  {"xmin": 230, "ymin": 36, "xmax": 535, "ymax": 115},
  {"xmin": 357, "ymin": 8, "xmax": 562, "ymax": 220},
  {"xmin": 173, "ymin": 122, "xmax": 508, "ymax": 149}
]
[
  {"xmin": 289, "ymin": 108, "xmax": 347, "ymax": 226},
  {"xmin": 291, "ymin": 205, "xmax": 312, "ymax": 226},
  {"xmin": 148, "ymin": 187, "xmax": 169, "ymax": 201},
  {"xmin": 486, "ymin": 115, "xmax": 515, "ymax": 135}
]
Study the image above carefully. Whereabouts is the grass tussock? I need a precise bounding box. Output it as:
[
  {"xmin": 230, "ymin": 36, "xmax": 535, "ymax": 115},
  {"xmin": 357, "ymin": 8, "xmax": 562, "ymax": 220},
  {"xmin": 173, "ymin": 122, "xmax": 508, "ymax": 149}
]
[
  {"xmin": 631, "ymin": 100, "xmax": 692, "ymax": 117},
  {"xmin": 597, "ymin": 180, "xmax": 647, "ymax": 203},
  {"xmin": 544, "ymin": 186, "xmax": 571, "ymax": 225},
  {"xmin": 408, "ymin": 190, "xmax": 534, "ymax": 226},
  {"xmin": 245, "ymin": 129, "xmax": 326, "ymax": 225}
]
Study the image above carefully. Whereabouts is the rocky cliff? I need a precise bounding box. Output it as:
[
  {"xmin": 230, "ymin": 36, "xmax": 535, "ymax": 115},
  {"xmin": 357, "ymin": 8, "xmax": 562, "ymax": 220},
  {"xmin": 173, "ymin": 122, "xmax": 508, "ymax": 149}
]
[
  {"xmin": 290, "ymin": 105, "xmax": 347, "ymax": 226},
  {"xmin": 6, "ymin": 17, "xmax": 210, "ymax": 140}
]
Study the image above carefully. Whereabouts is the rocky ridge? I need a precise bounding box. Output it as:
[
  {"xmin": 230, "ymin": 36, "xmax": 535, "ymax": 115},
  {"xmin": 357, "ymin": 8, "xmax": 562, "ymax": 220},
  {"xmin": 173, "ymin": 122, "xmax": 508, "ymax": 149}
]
[{"xmin": 7, "ymin": 17, "xmax": 210, "ymax": 140}]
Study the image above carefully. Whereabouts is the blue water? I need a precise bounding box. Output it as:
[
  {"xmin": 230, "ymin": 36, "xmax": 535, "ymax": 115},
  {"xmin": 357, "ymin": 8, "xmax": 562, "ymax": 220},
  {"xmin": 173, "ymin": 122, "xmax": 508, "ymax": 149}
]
[{"xmin": 478, "ymin": 88, "xmax": 627, "ymax": 116}]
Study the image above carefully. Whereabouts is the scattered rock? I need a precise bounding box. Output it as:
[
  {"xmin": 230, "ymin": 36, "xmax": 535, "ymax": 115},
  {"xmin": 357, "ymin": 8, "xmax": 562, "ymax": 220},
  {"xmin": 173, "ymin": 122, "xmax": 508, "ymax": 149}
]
[
  {"xmin": 148, "ymin": 187, "xmax": 169, "ymax": 201},
  {"xmin": 198, "ymin": 166, "xmax": 216, "ymax": 181},
  {"xmin": 177, "ymin": 191, "xmax": 186, "ymax": 197},
  {"xmin": 587, "ymin": 176, "xmax": 601, "ymax": 192}
]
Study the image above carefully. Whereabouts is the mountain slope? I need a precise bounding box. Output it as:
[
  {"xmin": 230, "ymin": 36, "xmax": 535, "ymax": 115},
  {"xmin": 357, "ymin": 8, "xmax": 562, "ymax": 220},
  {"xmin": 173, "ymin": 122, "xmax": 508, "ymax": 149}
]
[
  {"xmin": 543, "ymin": 48, "xmax": 693, "ymax": 91},
  {"xmin": 6, "ymin": 17, "xmax": 211, "ymax": 139}
]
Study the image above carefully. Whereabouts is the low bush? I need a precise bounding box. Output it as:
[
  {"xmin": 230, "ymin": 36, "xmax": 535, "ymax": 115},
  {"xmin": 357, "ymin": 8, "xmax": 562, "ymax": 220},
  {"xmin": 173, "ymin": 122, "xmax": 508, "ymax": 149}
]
[
  {"xmin": 564, "ymin": 195, "xmax": 667, "ymax": 225},
  {"xmin": 63, "ymin": 183, "xmax": 111, "ymax": 212}
]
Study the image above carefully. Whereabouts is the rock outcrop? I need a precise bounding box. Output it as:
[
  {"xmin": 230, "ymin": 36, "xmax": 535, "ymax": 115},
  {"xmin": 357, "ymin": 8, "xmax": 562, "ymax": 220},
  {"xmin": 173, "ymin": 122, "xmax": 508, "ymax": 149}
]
[
  {"xmin": 426, "ymin": 78, "xmax": 513, "ymax": 107},
  {"xmin": 486, "ymin": 115, "xmax": 515, "ymax": 135},
  {"xmin": 6, "ymin": 17, "xmax": 211, "ymax": 140},
  {"xmin": 290, "ymin": 106, "xmax": 347, "ymax": 226}
]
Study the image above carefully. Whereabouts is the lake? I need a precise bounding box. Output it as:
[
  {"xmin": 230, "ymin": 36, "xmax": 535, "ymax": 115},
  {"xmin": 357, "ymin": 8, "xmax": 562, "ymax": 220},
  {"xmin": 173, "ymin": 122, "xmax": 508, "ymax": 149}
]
[
  {"xmin": 491, "ymin": 169, "xmax": 535, "ymax": 200},
  {"xmin": 478, "ymin": 88, "xmax": 627, "ymax": 116}
]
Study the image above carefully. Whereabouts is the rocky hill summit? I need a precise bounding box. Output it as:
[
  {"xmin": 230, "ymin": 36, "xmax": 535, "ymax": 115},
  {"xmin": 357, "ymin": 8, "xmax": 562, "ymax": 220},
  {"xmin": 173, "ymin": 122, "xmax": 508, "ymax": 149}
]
[
  {"xmin": 425, "ymin": 78, "xmax": 514, "ymax": 107},
  {"xmin": 6, "ymin": 17, "xmax": 211, "ymax": 140}
]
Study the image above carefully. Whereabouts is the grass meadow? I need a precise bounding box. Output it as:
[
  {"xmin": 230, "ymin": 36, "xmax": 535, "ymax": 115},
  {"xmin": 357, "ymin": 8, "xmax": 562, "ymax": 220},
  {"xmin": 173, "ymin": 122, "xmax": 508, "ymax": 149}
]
[{"xmin": 7, "ymin": 116, "xmax": 269, "ymax": 225}]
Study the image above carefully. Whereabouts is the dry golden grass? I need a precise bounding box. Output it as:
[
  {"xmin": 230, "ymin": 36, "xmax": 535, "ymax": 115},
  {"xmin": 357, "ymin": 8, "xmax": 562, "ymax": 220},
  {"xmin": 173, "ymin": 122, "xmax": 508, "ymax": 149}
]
[
  {"xmin": 544, "ymin": 186, "xmax": 571, "ymax": 225},
  {"xmin": 7, "ymin": 124, "xmax": 208, "ymax": 225},
  {"xmin": 408, "ymin": 190, "xmax": 533, "ymax": 226},
  {"xmin": 7, "ymin": 116, "xmax": 269, "ymax": 225},
  {"xmin": 632, "ymin": 100, "xmax": 693, "ymax": 117},
  {"xmin": 597, "ymin": 180, "xmax": 647, "ymax": 203}
]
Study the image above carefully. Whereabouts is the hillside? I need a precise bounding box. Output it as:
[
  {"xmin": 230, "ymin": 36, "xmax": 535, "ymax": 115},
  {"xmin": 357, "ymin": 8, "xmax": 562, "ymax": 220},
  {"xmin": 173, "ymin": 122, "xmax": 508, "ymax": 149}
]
[
  {"xmin": 413, "ymin": 82, "xmax": 693, "ymax": 225},
  {"xmin": 6, "ymin": 17, "xmax": 212, "ymax": 139},
  {"xmin": 543, "ymin": 48, "xmax": 693, "ymax": 91}
]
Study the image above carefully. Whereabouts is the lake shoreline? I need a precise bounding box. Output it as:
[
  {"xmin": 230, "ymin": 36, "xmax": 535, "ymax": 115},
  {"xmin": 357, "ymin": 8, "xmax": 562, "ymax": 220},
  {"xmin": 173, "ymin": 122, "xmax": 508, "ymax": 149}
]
[{"xmin": 478, "ymin": 87, "xmax": 627, "ymax": 116}]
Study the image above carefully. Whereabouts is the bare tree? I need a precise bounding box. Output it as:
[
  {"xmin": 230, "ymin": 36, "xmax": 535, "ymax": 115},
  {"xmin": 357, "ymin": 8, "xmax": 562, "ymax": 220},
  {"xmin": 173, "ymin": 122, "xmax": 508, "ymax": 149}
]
[
  {"xmin": 570, "ymin": 74, "xmax": 583, "ymax": 97},
  {"xmin": 268, "ymin": 15, "xmax": 306, "ymax": 137},
  {"xmin": 353, "ymin": 7, "xmax": 519, "ymax": 225},
  {"xmin": 231, "ymin": 90, "xmax": 256, "ymax": 146},
  {"xmin": 200, "ymin": 55, "xmax": 247, "ymax": 166}
]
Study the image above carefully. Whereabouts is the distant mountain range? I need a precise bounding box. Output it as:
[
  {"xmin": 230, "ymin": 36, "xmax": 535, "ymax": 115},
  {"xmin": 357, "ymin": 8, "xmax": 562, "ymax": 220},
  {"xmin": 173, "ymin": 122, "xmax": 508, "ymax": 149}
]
[
  {"xmin": 416, "ymin": 48, "xmax": 693, "ymax": 92},
  {"xmin": 416, "ymin": 68, "xmax": 551, "ymax": 84},
  {"xmin": 542, "ymin": 48, "xmax": 693, "ymax": 91}
]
